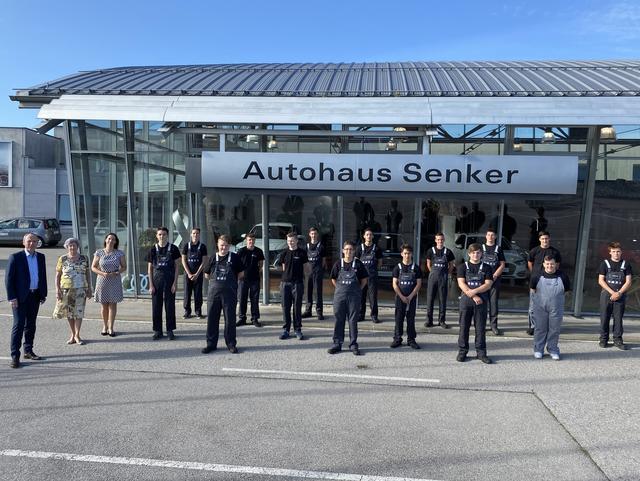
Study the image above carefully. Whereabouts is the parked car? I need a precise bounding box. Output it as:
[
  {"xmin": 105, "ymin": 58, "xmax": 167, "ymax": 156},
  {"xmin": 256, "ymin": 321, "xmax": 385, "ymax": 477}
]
[
  {"xmin": 0, "ymin": 217, "xmax": 61, "ymax": 247},
  {"xmin": 451, "ymin": 233, "xmax": 529, "ymax": 282},
  {"xmin": 233, "ymin": 222, "xmax": 304, "ymax": 267},
  {"xmin": 373, "ymin": 232, "xmax": 408, "ymax": 278}
]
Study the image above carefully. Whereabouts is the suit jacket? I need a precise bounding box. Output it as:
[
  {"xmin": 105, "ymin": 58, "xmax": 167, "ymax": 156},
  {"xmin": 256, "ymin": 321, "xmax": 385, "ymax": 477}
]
[{"xmin": 5, "ymin": 250, "xmax": 47, "ymax": 303}]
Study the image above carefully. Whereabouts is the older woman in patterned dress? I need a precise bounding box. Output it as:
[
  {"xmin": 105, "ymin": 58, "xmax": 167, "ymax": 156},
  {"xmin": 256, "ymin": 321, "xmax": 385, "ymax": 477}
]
[
  {"xmin": 92, "ymin": 233, "xmax": 126, "ymax": 336},
  {"xmin": 53, "ymin": 237, "xmax": 92, "ymax": 345}
]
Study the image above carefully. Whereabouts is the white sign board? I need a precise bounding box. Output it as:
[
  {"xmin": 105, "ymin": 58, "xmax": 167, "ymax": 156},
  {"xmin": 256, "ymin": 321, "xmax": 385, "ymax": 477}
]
[{"xmin": 201, "ymin": 152, "xmax": 578, "ymax": 194}]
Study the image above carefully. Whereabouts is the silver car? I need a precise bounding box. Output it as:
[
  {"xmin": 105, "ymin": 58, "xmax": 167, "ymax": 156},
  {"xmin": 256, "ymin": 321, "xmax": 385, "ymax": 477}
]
[{"xmin": 0, "ymin": 217, "xmax": 61, "ymax": 247}]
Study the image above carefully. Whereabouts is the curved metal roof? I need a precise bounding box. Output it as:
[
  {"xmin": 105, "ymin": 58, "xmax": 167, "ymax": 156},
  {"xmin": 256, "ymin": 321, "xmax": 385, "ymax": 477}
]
[{"xmin": 16, "ymin": 60, "xmax": 640, "ymax": 99}]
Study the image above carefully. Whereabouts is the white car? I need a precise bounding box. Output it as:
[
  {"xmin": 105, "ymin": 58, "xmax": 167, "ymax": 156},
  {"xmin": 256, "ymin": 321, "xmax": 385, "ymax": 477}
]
[
  {"xmin": 233, "ymin": 223, "xmax": 304, "ymax": 267},
  {"xmin": 450, "ymin": 233, "xmax": 529, "ymax": 282}
]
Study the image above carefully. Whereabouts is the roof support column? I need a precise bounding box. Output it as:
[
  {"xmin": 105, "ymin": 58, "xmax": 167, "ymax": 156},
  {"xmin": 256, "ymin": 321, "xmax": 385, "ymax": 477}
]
[{"xmin": 572, "ymin": 126, "xmax": 600, "ymax": 317}]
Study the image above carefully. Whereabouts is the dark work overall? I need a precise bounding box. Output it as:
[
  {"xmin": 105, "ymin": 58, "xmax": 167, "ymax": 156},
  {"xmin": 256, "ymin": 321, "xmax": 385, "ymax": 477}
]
[
  {"xmin": 183, "ymin": 242, "xmax": 204, "ymax": 316},
  {"xmin": 599, "ymin": 260, "xmax": 627, "ymax": 344},
  {"xmin": 482, "ymin": 243, "xmax": 500, "ymax": 330},
  {"xmin": 305, "ymin": 242, "xmax": 324, "ymax": 315},
  {"xmin": 152, "ymin": 244, "xmax": 177, "ymax": 333},
  {"xmin": 332, "ymin": 260, "xmax": 361, "ymax": 348},
  {"xmin": 206, "ymin": 254, "xmax": 238, "ymax": 348},
  {"xmin": 238, "ymin": 250, "xmax": 261, "ymax": 322},
  {"xmin": 426, "ymin": 247, "xmax": 449, "ymax": 324},
  {"xmin": 394, "ymin": 263, "xmax": 418, "ymax": 342},
  {"xmin": 359, "ymin": 244, "xmax": 379, "ymax": 321},
  {"xmin": 458, "ymin": 262, "xmax": 488, "ymax": 356},
  {"xmin": 532, "ymin": 275, "xmax": 565, "ymax": 354}
]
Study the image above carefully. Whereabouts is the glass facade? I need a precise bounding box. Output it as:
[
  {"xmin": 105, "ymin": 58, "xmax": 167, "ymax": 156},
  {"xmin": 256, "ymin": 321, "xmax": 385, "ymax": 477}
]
[{"xmin": 64, "ymin": 120, "xmax": 639, "ymax": 316}]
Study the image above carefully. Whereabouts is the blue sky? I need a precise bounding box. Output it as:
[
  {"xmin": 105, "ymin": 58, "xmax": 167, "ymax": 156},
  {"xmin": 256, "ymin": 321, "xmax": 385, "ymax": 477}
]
[{"xmin": 1, "ymin": 0, "xmax": 639, "ymax": 128}]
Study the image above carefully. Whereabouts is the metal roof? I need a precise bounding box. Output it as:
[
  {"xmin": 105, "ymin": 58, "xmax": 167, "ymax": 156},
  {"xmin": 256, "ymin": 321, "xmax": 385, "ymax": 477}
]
[{"xmin": 14, "ymin": 60, "xmax": 640, "ymax": 101}]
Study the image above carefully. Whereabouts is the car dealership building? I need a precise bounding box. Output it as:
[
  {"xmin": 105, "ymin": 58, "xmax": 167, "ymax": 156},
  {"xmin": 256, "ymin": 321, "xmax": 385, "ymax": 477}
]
[{"xmin": 11, "ymin": 60, "xmax": 640, "ymax": 315}]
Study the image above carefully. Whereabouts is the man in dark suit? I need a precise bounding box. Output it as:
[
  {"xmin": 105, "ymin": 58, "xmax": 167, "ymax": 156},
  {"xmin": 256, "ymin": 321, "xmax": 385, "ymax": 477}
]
[{"xmin": 5, "ymin": 233, "xmax": 47, "ymax": 368}]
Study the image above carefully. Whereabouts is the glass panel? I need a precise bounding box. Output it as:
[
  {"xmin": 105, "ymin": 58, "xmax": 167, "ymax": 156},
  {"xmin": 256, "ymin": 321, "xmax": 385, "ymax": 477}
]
[{"xmin": 69, "ymin": 120, "xmax": 123, "ymax": 152}]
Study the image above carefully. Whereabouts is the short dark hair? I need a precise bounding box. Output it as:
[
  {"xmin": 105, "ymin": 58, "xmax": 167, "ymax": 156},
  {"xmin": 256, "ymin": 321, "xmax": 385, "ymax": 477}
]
[
  {"xmin": 157, "ymin": 226, "xmax": 169, "ymax": 234},
  {"xmin": 104, "ymin": 233, "xmax": 120, "ymax": 249},
  {"xmin": 400, "ymin": 244, "xmax": 413, "ymax": 253},
  {"xmin": 486, "ymin": 227, "xmax": 496, "ymax": 234},
  {"xmin": 538, "ymin": 230, "xmax": 550, "ymax": 238},
  {"xmin": 191, "ymin": 227, "xmax": 201, "ymax": 233},
  {"xmin": 245, "ymin": 233, "xmax": 256, "ymax": 240},
  {"xmin": 343, "ymin": 240, "xmax": 355, "ymax": 249},
  {"xmin": 308, "ymin": 227, "xmax": 318, "ymax": 234},
  {"xmin": 363, "ymin": 228, "xmax": 373, "ymax": 236},
  {"xmin": 435, "ymin": 232, "xmax": 445, "ymax": 238},
  {"xmin": 543, "ymin": 255, "xmax": 558, "ymax": 263},
  {"xmin": 286, "ymin": 232, "xmax": 298, "ymax": 240}
]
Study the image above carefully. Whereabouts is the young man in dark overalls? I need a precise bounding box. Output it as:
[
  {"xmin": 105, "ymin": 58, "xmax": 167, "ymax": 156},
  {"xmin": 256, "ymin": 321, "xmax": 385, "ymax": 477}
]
[
  {"xmin": 391, "ymin": 244, "xmax": 423, "ymax": 349},
  {"xmin": 181, "ymin": 228, "xmax": 208, "ymax": 319},
  {"xmin": 279, "ymin": 232, "xmax": 308, "ymax": 340},
  {"xmin": 303, "ymin": 227, "xmax": 327, "ymax": 321},
  {"xmin": 598, "ymin": 241, "xmax": 633, "ymax": 350},
  {"xmin": 482, "ymin": 228, "xmax": 506, "ymax": 336},
  {"xmin": 202, "ymin": 235, "xmax": 244, "ymax": 354},
  {"xmin": 328, "ymin": 240, "xmax": 368, "ymax": 356},
  {"xmin": 147, "ymin": 226, "xmax": 181, "ymax": 340},
  {"xmin": 456, "ymin": 243, "xmax": 493, "ymax": 364},
  {"xmin": 425, "ymin": 232, "xmax": 455, "ymax": 329},
  {"xmin": 356, "ymin": 228, "xmax": 382, "ymax": 323},
  {"xmin": 236, "ymin": 233, "xmax": 265, "ymax": 327}
]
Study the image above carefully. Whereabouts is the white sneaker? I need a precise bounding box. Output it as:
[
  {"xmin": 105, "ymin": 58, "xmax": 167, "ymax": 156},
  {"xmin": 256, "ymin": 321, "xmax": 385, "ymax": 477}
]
[
  {"xmin": 550, "ymin": 352, "xmax": 560, "ymax": 361},
  {"xmin": 534, "ymin": 352, "xmax": 543, "ymax": 359}
]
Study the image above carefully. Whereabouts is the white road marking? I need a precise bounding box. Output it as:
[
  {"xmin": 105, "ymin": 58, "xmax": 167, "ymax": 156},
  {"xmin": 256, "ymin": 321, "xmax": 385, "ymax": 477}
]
[
  {"xmin": 0, "ymin": 449, "xmax": 442, "ymax": 481},
  {"xmin": 222, "ymin": 367, "xmax": 440, "ymax": 383}
]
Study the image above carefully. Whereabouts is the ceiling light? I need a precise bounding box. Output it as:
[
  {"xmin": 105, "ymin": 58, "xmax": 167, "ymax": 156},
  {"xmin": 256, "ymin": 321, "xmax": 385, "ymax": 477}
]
[
  {"xmin": 541, "ymin": 128, "xmax": 555, "ymax": 144},
  {"xmin": 600, "ymin": 126, "xmax": 616, "ymax": 143}
]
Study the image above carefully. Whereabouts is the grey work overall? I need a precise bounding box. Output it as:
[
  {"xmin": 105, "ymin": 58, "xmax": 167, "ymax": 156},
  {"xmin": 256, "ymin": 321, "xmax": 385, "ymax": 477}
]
[
  {"xmin": 394, "ymin": 263, "xmax": 418, "ymax": 342},
  {"xmin": 333, "ymin": 260, "xmax": 361, "ymax": 349},
  {"xmin": 532, "ymin": 275, "xmax": 565, "ymax": 355},
  {"xmin": 599, "ymin": 260, "xmax": 627, "ymax": 344},
  {"xmin": 206, "ymin": 254, "xmax": 238, "ymax": 349}
]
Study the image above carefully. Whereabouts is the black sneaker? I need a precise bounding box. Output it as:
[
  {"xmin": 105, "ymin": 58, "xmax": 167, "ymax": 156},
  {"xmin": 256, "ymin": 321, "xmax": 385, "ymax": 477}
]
[
  {"xmin": 456, "ymin": 352, "xmax": 467, "ymax": 362},
  {"xmin": 195, "ymin": 311, "xmax": 204, "ymax": 318},
  {"xmin": 327, "ymin": 345, "xmax": 341, "ymax": 354},
  {"xmin": 236, "ymin": 319, "xmax": 247, "ymax": 327},
  {"xmin": 491, "ymin": 327, "xmax": 503, "ymax": 336},
  {"xmin": 317, "ymin": 313, "xmax": 325, "ymax": 321},
  {"xmin": 252, "ymin": 319, "xmax": 263, "ymax": 327},
  {"xmin": 23, "ymin": 352, "xmax": 41, "ymax": 360},
  {"xmin": 372, "ymin": 317, "xmax": 381, "ymax": 324},
  {"xmin": 614, "ymin": 342, "xmax": 627, "ymax": 351},
  {"xmin": 201, "ymin": 345, "xmax": 216, "ymax": 354},
  {"xmin": 599, "ymin": 341, "xmax": 608, "ymax": 348},
  {"xmin": 167, "ymin": 330, "xmax": 176, "ymax": 340},
  {"xmin": 301, "ymin": 310, "xmax": 312, "ymax": 319},
  {"xmin": 152, "ymin": 331, "xmax": 163, "ymax": 340},
  {"xmin": 408, "ymin": 340, "xmax": 421, "ymax": 350},
  {"xmin": 183, "ymin": 312, "xmax": 192, "ymax": 319},
  {"xmin": 425, "ymin": 321, "xmax": 434, "ymax": 327},
  {"xmin": 351, "ymin": 347, "xmax": 362, "ymax": 356},
  {"xmin": 9, "ymin": 357, "xmax": 20, "ymax": 368},
  {"xmin": 526, "ymin": 328, "xmax": 534, "ymax": 336},
  {"xmin": 295, "ymin": 330, "xmax": 304, "ymax": 340},
  {"xmin": 439, "ymin": 321, "xmax": 450, "ymax": 329},
  {"xmin": 228, "ymin": 345, "xmax": 239, "ymax": 354},
  {"xmin": 478, "ymin": 354, "xmax": 493, "ymax": 364},
  {"xmin": 390, "ymin": 339, "xmax": 402, "ymax": 348},
  {"xmin": 279, "ymin": 330, "xmax": 290, "ymax": 340}
]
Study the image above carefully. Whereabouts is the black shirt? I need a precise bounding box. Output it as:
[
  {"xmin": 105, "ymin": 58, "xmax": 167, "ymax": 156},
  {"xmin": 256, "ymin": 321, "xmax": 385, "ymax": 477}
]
[
  {"xmin": 355, "ymin": 243, "xmax": 382, "ymax": 274},
  {"xmin": 237, "ymin": 246, "xmax": 265, "ymax": 282},
  {"xmin": 280, "ymin": 248, "xmax": 308, "ymax": 282},
  {"xmin": 598, "ymin": 259, "xmax": 633, "ymax": 291},
  {"xmin": 481, "ymin": 244, "xmax": 506, "ymax": 271},
  {"xmin": 530, "ymin": 270, "xmax": 572, "ymax": 291},
  {"xmin": 426, "ymin": 247, "xmax": 455, "ymax": 272},
  {"xmin": 457, "ymin": 261, "xmax": 493, "ymax": 299},
  {"xmin": 306, "ymin": 242, "xmax": 326, "ymax": 269},
  {"xmin": 392, "ymin": 262, "xmax": 423, "ymax": 280},
  {"xmin": 330, "ymin": 258, "xmax": 369, "ymax": 280},
  {"xmin": 182, "ymin": 242, "xmax": 208, "ymax": 269},
  {"xmin": 146, "ymin": 244, "xmax": 181, "ymax": 272},
  {"xmin": 528, "ymin": 246, "xmax": 562, "ymax": 274},
  {"xmin": 204, "ymin": 252, "xmax": 244, "ymax": 278}
]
